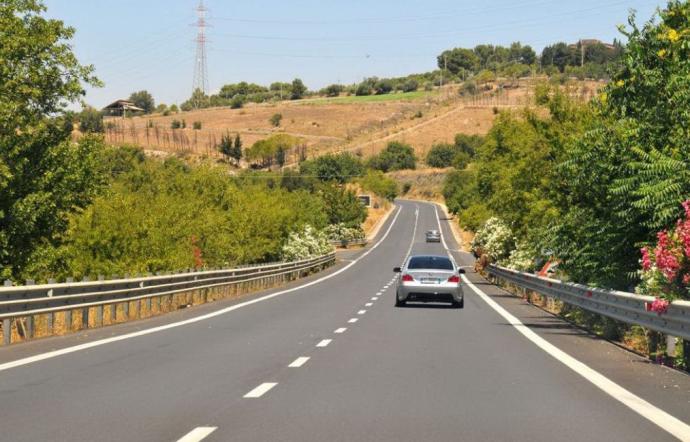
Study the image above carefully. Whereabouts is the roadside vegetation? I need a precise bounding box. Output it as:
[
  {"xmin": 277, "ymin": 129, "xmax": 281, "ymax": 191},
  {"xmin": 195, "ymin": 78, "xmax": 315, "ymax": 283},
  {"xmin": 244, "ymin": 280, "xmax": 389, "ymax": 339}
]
[{"xmin": 442, "ymin": 2, "xmax": 690, "ymax": 364}]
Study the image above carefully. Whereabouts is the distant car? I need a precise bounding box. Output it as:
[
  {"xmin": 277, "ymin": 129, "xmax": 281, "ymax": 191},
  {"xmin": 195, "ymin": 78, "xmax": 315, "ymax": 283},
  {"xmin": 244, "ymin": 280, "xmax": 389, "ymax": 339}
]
[
  {"xmin": 425, "ymin": 230, "xmax": 441, "ymax": 242},
  {"xmin": 393, "ymin": 255, "xmax": 465, "ymax": 308}
]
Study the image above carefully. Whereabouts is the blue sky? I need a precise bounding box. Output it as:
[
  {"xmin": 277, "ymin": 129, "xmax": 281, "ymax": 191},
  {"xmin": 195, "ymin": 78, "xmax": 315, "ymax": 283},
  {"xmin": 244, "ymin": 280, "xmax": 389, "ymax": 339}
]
[{"xmin": 44, "ymin": 0, "xmax": 662, "ymax": 108}]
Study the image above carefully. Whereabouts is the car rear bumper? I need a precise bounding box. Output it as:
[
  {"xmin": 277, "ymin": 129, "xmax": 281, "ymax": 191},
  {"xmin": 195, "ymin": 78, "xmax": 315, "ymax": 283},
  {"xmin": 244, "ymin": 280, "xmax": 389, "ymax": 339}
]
[{"xmin": 397, "ymin": 283, "xmax": 463, "ymax": 302}]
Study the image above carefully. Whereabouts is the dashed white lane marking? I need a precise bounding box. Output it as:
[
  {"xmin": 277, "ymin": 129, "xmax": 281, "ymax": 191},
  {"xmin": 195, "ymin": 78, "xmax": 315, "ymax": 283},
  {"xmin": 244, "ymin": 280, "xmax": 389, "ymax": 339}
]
[
  {"xmin": 288, "ymin": 357, "xmax": 310, "ymax": 368},
  {"xmin": 244, "ymin": 383, "xmax": 278, "ymax": 398},
  {"xmin": 357, "ymin": 310, "xmax": 366, "ymax": 315},
  {"xmin": 371, "ymin": 297, "xmax": 378, "ymax": 301},
  {"xmin": 334, "ymin": 327, "xmax": 347, "ymax": 334},
  {"xmin": 383, "ymin": 285, "xmax": 389, "ymax": 289},
  {"xmin": 348, "ymin": 318, "xmax": 359, "ymax": 323},
  {"xmin": 176, "ymin": 427, "xmax": 217, "ymax": 442},
  {"xmin": 0, "ymin": 207, "xmax": 406, "ymax": 374},
  {"xmin": 316, "ymin": 339, "xmax": 332, "ymax": 348},
  {"xmin": 428, "ymin": 201, "xmax": 690, "ymax": 441},
  {"xmin": 365, "ymin": 303, "xmax": 373, "ymax": 307},
  {"xmin": 377, "ymin": 291, "xmax": 383, "ymax": 295}
]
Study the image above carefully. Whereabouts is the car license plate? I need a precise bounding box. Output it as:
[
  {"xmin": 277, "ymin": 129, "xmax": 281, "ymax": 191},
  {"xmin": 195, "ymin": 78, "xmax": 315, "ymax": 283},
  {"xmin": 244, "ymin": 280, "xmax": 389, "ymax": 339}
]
[{"xmin": 421, "ymin": 278, "xmax": 439, "ymax": 284}]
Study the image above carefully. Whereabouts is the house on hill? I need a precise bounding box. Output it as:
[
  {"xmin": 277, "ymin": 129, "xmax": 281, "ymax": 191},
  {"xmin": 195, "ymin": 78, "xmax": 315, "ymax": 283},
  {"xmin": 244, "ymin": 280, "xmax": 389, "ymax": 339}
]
[{"xmin": 102, "ymin": 99, "xmax": 144, "ymax": 117}]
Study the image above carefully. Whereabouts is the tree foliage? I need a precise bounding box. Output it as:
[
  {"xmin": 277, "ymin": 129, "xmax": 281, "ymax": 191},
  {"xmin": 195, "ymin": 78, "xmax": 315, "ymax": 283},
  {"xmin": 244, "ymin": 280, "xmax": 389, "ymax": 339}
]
[
  {"xmin": 0, "ymin": 0, "xmax": 103, "ymax": 279},
  {"xmin": 367, "ymin": 142, "xmax": 417, "ymax": 172},
  {"xmin": 129, "ymin": 90, "xmax": 155, "ymax": 114}
]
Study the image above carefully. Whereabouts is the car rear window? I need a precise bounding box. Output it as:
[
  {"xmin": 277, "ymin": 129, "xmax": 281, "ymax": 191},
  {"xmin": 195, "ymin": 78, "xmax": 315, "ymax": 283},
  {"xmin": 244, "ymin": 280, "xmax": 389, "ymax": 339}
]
[{"xmin": 407, "ymin": 256, "xmax": 453, "ymax": 270}]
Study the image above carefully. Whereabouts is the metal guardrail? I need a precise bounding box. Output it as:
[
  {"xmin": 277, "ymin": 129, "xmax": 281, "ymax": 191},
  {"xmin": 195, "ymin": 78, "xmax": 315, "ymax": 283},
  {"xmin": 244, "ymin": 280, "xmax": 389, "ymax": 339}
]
[
  {"xmin": 0, "ymin": 253, "xmax": 336, "ymax": 345},
  {"xmin": 487, "ymin": 264, "xmax": 690, "ymax": 340}
]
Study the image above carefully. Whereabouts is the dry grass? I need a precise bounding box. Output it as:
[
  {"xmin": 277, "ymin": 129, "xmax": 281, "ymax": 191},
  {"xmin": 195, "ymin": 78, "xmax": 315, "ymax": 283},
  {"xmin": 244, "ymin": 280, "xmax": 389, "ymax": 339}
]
[{"xmin": 91, "ymin": 79, "xmax": 603, "ymax": 164}]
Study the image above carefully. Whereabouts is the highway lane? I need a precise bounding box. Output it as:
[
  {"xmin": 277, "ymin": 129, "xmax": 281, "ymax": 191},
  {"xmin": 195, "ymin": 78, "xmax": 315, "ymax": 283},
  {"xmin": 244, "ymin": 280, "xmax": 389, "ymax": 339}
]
[{"xmin": 0, "ymin": 201, "xmax": 688, "ymax": 441}]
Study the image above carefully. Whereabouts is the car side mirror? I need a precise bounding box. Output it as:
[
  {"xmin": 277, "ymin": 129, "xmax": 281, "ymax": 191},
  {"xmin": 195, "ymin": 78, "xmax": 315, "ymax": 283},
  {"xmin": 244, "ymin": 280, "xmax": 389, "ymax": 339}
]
[
  {"xmin": 458, "ymin": 268, "xmax": 466, "ymax": 274},
  {"xmin": 393, "ymin": 267, "xmax": 401, "ymax": 273}
]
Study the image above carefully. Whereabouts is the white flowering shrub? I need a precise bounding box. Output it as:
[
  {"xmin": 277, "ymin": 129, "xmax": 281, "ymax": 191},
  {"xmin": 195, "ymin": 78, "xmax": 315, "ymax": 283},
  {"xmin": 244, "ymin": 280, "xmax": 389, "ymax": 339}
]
[
  {"xmin": 503, "ymin": 242, "xmax": 535, "ymax": 271},
  {"xmin": 471, "ymin": 217, "xmax": 515, "ymax": 261},
  {"xmin": 281, "ymin": 225, "xmax": 333, "ymax": 261},
  {"xmin": 324, "ymin": 223, "xmax": 365, "ymax": 242}
]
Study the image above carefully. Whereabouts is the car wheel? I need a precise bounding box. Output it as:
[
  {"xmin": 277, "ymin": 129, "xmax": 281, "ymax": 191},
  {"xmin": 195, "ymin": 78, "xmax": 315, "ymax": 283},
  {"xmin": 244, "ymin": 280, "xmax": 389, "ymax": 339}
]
[
  {"xmin": 395, "ymin": 295, "xmax": 406, "ymax": 307},
  {"xmin": 452, "ymin": 298, "xmax": 464, "ymax": 309}
]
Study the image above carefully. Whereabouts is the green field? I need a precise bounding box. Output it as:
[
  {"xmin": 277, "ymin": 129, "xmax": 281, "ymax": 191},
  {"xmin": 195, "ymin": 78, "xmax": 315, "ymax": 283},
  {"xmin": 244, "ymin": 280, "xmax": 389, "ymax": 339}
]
[{"xmin": 313, "ymin": 90, "xmax": 435, "ymax": 104}]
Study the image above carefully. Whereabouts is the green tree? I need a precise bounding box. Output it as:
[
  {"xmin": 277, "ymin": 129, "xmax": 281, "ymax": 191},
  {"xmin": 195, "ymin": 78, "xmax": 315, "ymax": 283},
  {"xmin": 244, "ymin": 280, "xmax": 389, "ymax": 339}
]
[
  {"xmin": 231, "ymin": 133, "xmax": 243, "ymax": 164},
  {"xmin": 425, "ymin": 143, "xmax": 456, "ymax": 168},
  {"xmin": 290, "ymin": 78, "xmax": 307, "ymax": 100},
  {"xmin": 79, "ymin": 107, "xmax": 104, "ymax": 133},
  {"xmin": 299, "ymin": 153, "xmax": 364, "ymax": 184},
  {"xmin": 323, "ymin": 84, "xmax": 344, "ymax": 97},
  {"xmin": 0, "ymin": 0, "xmax": 104, "ymax": 279},
  {"xmin": 358, "ymin": 170, "xmax": 398, "ymax": 201},
  {"xmin": 218, "ymin": 132, "xmax": 233, "ymax": 161},
  {"xmin": 318, "ymin": 184, "xmax": 367, "ymax": 227},
  {"xmin": 129, "ymin": 90, "xmax": 155, "ymax": 114},
  {"xmin": 438, "ymin": 48, "xmax": 480, "ymax": 75},
  {"xmin": 368, "ymin": 142, "xmax": 417, "ymax": 172}
]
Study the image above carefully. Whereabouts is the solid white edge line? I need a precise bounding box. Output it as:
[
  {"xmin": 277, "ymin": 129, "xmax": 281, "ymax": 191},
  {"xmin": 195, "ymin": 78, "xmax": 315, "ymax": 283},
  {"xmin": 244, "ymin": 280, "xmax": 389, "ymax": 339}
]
[
  {"xmin": 0, "ymin": 206, "xmax": 404, "ymax": 373},
  {"xmin": 316, "ymin": 339, "xmax": 332, "ymax": 348},
  {"xmin": 334, "ymin": 327, "xmax": 347, "ymax": 334},
  {"xmin": 463, "ymin": 275, "xmax": 690, "ymax": 441},
  {"xmin": 431, "ymin": 201, "xmax": 690, "ymax": 441},
  {"xmin": 176, "ymin": 426, "xmax": 217, "ymax": 442},
  {"xmin": 348, "ymin": 318, "xmax": 358, "ymax": 323},
  {"xmin": 243, "ymin": 382, "xmax": 278, "ymax": 398},
  {"xmin": 288, "ymin": 356, "xmax": 310, "ymax": 368}
]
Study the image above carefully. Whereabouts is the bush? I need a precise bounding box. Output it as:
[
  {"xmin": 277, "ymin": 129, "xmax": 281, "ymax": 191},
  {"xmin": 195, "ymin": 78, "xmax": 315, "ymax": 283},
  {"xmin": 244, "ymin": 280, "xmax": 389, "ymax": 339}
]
[
  {"xmin": 28, "ymin": 159, "xmax": 330, "ymax": 279},
  {"xmin": 426, "ymin": 143, "xmax": 456, "ymax": 168},
  {"xmin": 171, "ymin": 119, "xmax": 182, "ymax": 129},
  {"xmin": 270, "ymin": 113, "xmax": 283, "ymax": 127},
  {"xmin": 471, "ymin": 217, "xmax": 515, "ymax": 261},
  {"xmin": 324, "ymin": 84, "xmax": 344, "ymax": 97},
  {"xmin": 281, "ymin": 225, "xmax": 332, "ymax": 261},
  {"xmin": 374, "ymin": 79, "xmax": 394, "ymax": 95},
  {"xmin": 193, "ymin": 121, "xmax": 202, "ymax": 130},
  {"xmin": 368, "ymin": 141, "xmax": 417, "ymax": 172},
  {"xmin": 355, "ymin": 83, "xmax": 372, "ymax": 96},
  {"xmin": 230, "ymin": 95, "xmax": 245, "ymax": 109},
  {"xmin": 318, "ymin": 184, "xmax": 367, "ymax": 227},
  {"xmin": 460, "ymin": 81, "xmax": 478, "ymax": 96},
  {"xmin": 401, "ymin": 79, "xmax": 419, "ymax": 92},
  {"xmin": 324, "ymin": 223, "xmax": 365, "ymax": 242},
  {"xmin": 358, "ymin": 170, "xmax": 398, "ymax": 201},
  {"xmin": 402, "ymin": 182, "xmax": 412, "ymax": 194},
  {"xmin": 299, "ymin": 153, "xmax": 364, "ymax": 184},
  {"xmin": 79, "ymin": 107, "xmax": 104, "ymax": 133}
]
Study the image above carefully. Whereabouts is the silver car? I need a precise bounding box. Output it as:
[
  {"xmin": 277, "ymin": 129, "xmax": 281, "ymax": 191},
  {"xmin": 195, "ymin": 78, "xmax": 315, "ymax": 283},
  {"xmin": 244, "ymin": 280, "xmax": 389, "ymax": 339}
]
[
  {"xmin": 425, "ymin": 230, "xmax": 441, "ymax": 242},
  {"xmin": 394, "ymin": 255, "xmax": 465, "ymax": 308}
]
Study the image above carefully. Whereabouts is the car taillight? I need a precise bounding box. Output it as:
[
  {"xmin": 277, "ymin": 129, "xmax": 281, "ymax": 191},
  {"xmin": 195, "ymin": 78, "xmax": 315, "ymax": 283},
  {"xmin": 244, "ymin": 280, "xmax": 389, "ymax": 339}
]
[
  {"xmin": 402, "ymin": 274, "xmax": 414, "ymax": 282},
  {"xmin": 447, "ymin": 275, "xmax": 460, "ymax": 284}
]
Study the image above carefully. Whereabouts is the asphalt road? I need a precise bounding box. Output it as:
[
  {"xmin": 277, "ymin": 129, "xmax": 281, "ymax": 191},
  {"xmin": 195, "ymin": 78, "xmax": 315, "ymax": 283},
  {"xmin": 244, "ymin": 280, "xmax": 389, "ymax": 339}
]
[{"xmin": 1, "ymin": 201, "xmax": 689, "ymax": 442}]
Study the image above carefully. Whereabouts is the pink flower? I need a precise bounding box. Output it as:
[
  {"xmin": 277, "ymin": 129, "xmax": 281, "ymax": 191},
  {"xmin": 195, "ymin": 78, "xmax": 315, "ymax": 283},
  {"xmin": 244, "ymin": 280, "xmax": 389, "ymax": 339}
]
[
  {"xmin": 682, "ymin": 200, "xmax": 690, "ymax": 218},
  {"xmin": 646, "ymin": 298, "xmax": 670, "ymax": 315},
  {"xmin": 641, "ymin": 247, "xmax": 652, "ymax": 271}
]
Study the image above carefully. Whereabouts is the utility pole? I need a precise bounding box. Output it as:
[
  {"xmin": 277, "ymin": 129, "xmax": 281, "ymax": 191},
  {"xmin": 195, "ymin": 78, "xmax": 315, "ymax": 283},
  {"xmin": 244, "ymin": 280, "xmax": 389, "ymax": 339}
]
[{"xmin": 192, "ymin": 0, "xmax": 209, "ymax": 109}]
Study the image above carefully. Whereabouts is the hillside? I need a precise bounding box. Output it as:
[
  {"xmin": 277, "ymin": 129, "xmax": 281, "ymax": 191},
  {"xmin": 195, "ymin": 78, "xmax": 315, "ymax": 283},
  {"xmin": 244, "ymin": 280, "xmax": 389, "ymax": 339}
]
[{"xmin": 100, "ymin": 79, "xmax": 602, "ymax": 162}]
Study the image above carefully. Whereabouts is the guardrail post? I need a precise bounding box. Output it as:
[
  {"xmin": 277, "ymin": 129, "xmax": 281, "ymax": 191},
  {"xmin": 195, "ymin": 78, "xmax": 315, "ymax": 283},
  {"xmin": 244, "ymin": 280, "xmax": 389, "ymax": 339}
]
[
  {"xmin": 82, "ymin": 308, "xmax": 89, "ymax": 329},
  {"xmin": 47, "ymin": 312, "xmax": 53, "ymax": 336},
  {"xmin": 25, "ymin": 316, "xmax": 34, "ymax": 340},
  {"xmin": 124, "ymin": 301, "xmax": 129, "ymax": 319},
  {"xmin": 3, "ymin": 319, "xmax": 10, "ymax": 345},
  {"xmin": 64, "ymin": 310, "xmax": 72, "ymax": 332},
  {"xmin": 96, "ymin": 305, "xmax": 103, "ymax": 326}
]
